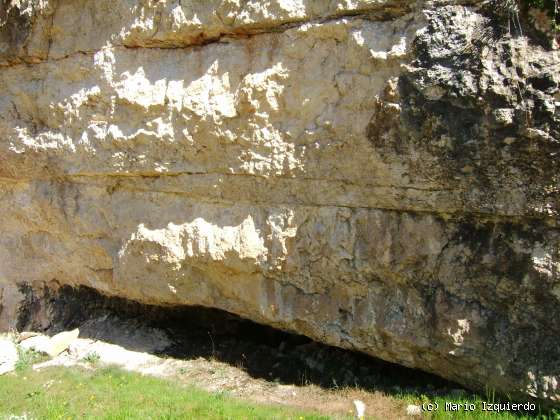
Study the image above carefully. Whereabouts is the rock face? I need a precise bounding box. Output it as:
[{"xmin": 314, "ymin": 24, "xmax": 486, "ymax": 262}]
[{"xmin": 0, "ymin": 0, "xmax": 559, "ymax": 405}]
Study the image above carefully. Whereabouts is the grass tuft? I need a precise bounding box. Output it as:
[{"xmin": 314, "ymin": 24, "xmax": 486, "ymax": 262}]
[
  {"xmin": 82, "ymin": 351, "xmax": 101, "ymax": 366},
  {"xmin": 15, "ymin": 347, "xmax": 46, "ymax": 373}
]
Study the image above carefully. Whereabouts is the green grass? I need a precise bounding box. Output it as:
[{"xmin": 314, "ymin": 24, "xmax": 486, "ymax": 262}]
[
  {"xmin": 523, "ymin": 0, "xmax": 559, "ymax": 25},
  {"xmin": 14, "ymin": 346, "xmax": 47, "ymax": 373},
  {"xmin": 2, "ymin": 345, "xmax": 559, "ymax": 419},
  {"xmin": 0, "ymin": 366, "xmax": 329, "ymax": 420},
  {"xmin": 81, "ymin": 351, "xmax": 101, "ymax": 366}
]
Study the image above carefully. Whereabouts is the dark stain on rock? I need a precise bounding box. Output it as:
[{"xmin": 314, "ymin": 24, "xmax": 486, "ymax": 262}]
[
  {"xmin": 366, "ymin": 4, "xmax": 560, "ymax": 218},
  {"xmin": 0, "ymin": 0, "xmax": 34, "ymax": 56}
]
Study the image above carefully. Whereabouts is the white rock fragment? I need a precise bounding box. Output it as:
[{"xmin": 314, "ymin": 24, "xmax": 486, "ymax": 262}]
[
  {"xmin": 406, "ymin": 404, "xmax": 422, "ymax": 416},
  {"xmin": 0, "ymin": 337, "xmax": 18, "ymax": 375},
  {"xmin": 353, "ymin": 399, "xmax": 366, "ymax": 419},
  {"xmin": 20, "ymin": 329, "xmax": 80, "ymax": 357},
  {"xmin": 20, "ymin": 335, "xmax": 52, "ymax": 354},
  {"xmin": 48, "ymin": 329, "xmax": 80, "ymax": 357}
]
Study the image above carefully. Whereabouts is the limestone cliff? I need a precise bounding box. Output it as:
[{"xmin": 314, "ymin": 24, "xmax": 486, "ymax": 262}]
[{"xmin": 0, "ymin": 0, "xmax": 559, "ymax": 405}]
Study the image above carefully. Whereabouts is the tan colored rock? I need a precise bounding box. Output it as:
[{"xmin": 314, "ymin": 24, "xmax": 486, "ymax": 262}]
[
  {"xmin": 16, "ymin": 331, "xmax": 40, "ymax": 343},
  {"xmin": 0, "ymin": 284, "xmax": 25, "ymax": 331},
  {"xmin": 20, "ymin": 329, "xmax": 80, "ymax": 356},
  {"xmin": 0, "ymin": 0, "xmax": 559, "ymax": 406},
  {"xmin": 48, "ymin": 328, "xmax": 80, "ymax": 357}
]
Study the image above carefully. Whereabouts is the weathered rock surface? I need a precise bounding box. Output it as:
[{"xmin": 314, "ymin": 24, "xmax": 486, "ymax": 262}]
[
  {"xmin": 19, "ymin": 329, "xmax": 79, "ymax": 356},
  {"xmin": 19, "ymin": 334, "xmax": 52, "ymax": 355},
  {"xmin": 0, "ymin": 0, "xmax": 559, "ymax": 405}
]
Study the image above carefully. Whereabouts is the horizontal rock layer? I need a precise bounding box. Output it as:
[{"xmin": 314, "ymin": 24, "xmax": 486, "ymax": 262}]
[{"xmin": 0, "ymin": 0, "xmax": 559, "ymax": 405}]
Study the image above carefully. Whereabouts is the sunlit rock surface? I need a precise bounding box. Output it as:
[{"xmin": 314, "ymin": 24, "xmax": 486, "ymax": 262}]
[{"xmin": 0, "ymin": 0, "xmax": 559, "ymax": 404}]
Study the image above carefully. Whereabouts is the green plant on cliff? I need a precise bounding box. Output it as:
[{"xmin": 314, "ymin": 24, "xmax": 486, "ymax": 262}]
[
  {"xmin": 523, "ymin": 0, "xmax": 559, "ymax": 25},
  {"xmin": 493, "ymin": 0, "xmax": 559, "ymax": 38},
  {"xmin": 521, "ymin": 0, "xmax": 559, "ymax": 35}
]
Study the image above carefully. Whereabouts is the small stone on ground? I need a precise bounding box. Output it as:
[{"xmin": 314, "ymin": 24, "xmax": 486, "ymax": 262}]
[
  {"xmin": 406, "ymin": 404, "xmax": 422, "ymax": 416},
  {"xmin": 0, "ymin": 337, "xmax": 18, "ymax": 375}
]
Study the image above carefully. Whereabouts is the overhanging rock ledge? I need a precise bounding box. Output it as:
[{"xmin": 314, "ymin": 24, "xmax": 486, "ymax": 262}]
[{"xmin": 0, "ymin": 0, "xmax": 559, "ymax": 405}]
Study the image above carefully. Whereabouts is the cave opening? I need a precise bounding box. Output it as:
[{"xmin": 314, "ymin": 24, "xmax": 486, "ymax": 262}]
[{"xmin": 16, "ymin": 284, "xmax": 459, "ymax": 395}]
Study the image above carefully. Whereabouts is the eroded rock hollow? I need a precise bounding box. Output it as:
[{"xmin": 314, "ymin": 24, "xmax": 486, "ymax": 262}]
[{"xmin": 0, "ymin": 0, "xmax": 559, "ymax": 405}]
